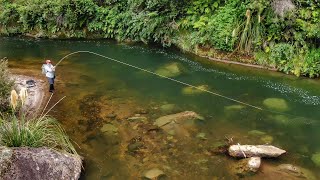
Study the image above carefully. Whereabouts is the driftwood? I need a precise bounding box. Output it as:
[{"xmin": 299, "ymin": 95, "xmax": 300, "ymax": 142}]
[{"xmin": 229, "ymin": 145, "xmax": 286, "ymax": 158}]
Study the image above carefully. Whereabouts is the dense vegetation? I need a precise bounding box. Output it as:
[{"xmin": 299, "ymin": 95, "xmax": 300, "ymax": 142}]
[
  {"xmin": 0, "ymin": 59, "xmax": 14, "ymax": 112},
  {"xmin": 0, "ymin": 0, "xmax": 319, "ymax": 77},
  {"xmin": 0, "ymin": 115, "xmax": 77, "ymax": 154}
]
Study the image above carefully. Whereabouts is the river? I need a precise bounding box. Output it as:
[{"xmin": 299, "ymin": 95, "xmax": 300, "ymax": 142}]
[{"xmin": 1, "ymin": 37, "xmax": 320, "ymax": 179}]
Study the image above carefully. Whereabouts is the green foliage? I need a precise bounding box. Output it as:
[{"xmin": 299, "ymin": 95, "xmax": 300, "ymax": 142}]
[
  {"xmin": 179, "ymin": 0, "xmax": 245, "ymax": 51},
  {"xmin": 0, "ymin": 0, "xmax": 319, "ymax": 77},
  {"xmin": 302, "ymin": 48, "xmax": 320, "ymax": 77},
  {"xmin": 0, "ymin": 115, "xmax": 77, "ymax": 154},
  {"xmin": 234, "ymin": 0, "xmax": 269, "ymax": 54},
  {"xmin": 0, "ymin": 59, "xmax": 14, "ymax": 112},
  {"xmin": 270, "ymin": 43, "xmax": 295, "ymax": 67}
]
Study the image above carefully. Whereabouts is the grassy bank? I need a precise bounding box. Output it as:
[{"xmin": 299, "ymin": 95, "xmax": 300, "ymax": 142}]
[
  {"xmin": 0, "ymin": 0, "xmax": 319, "ymax": 77},
  {"xmin": 0, "ymin": 58, "xmax": 77, "ymax": 154}
]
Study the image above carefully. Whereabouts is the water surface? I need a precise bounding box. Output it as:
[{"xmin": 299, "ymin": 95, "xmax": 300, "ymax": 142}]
[{"xmin": 1, "ymin": 37, "xmax": 320, "ymax": 179}]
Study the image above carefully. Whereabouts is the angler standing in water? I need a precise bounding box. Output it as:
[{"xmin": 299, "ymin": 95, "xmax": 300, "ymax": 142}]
[{"xmin": 42, "ymin": 59, "xmax": 56, "ymax": 93}]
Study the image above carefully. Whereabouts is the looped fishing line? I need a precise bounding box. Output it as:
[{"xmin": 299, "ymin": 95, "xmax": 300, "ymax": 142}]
[{"xmin": 55, "ymin": 51, "xmax": 318, "ymax": 125}]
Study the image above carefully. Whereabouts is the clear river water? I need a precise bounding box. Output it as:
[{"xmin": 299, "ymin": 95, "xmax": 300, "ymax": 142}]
[{"xmin": 1, "ymin": 37, "xmax": 320, "ymax": 179}]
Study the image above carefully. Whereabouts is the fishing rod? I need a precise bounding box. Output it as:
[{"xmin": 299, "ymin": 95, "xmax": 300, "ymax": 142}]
[{"xmin": 54, "ymin": 51, "xmax": 318, "ymax": 125}]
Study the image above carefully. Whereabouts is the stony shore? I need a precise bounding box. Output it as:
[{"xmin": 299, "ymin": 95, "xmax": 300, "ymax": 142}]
[
  {"xmin": 4, "ymin": 72, "xmax": 83, "ymax": 180},
  {"xmin": 11, "ymin": 74, "xmax": 47, "ymax": 115}
]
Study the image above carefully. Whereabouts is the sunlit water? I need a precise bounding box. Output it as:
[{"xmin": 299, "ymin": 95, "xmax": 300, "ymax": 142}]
[{"xmin": 1, "ymin": 37, "xmax": 320, "ymax": 179}]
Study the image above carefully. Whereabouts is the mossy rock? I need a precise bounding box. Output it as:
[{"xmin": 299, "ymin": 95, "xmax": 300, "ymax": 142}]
[
  {"xmin": 155, "ymin": 62, "xmax": 183, "ymax": 77},
  {"xmin": 311, "ymin": 152, "xmax": 320, "ymax": 167},
  {"xmin": 248, "ymin": 130, "xmax": 266, "ymax": 136},
  {"xmin": 101, "ymin": 124, "xmax": 118, "ymax": 135},
  {"xmin": 261, "ymin": 135, "xmax": 274, "ymax": 144},
  {"xmin": 160, "ymin": 104, "xmax": 175, "ymax": 113},
  {"xmin": 263, "ymin": 98, "xmax": 289, "ymax": 112},
  {"xmin": 182, "ymin": 85, "xmax": 209, "ymax": 95},
  {"xmin": 224, "ymin": 105, "xmax": 245, "ymax": 111},
  {"xmin": 271, "ymin": 115, "xmax": 290, "ymax": 126}
]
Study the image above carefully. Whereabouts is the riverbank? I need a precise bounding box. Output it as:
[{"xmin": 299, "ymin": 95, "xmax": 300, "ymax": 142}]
[
  {"xmin": 11, "ymin": 73, "xmax": 46, "ymax": 115},
  {"xmin": 1, "ymin": 69, "xmax": 83, "ymax": 179}
]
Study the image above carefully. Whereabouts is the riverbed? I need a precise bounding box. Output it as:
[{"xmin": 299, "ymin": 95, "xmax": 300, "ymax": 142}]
[{"xmin": 1, "ymin": 37, "xmax": 320, "ymax": 179}]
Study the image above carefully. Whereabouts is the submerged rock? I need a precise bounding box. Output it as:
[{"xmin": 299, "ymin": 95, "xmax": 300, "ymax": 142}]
[
  {"xmin": 228, "ymin": 145, "xmax": 286, "ymax": 158},
  {"xmin": 261, "ymin": 135, "xmax": 274, "ymax": 144},
  {"xmin": 143, "ymin": 168, "xmax": 165, "ymax": 179},
  {"xmin": 160, "ymin": 104, "xmax": 176, "ymax": 113},
  {"xmin": 196, "ymin": 133, "xmax": 207, "ymax": 140},
  {"xmin": 154, "ymin": 111, "xmax": 204, "ymax": 137},
  {"xmin": 101, "ymin": 123, "xmax": 118, "ymax": 135},
  {"xmin": 260, "ymin": 163, "xmax": 316, "ymax": 180},
  {"xmin": 127, "ymin": 116, "xmax": 147, "ymax": 122},
  {"xmin": 155, "ymin": 62, "xmax": 183, "ymax": 77},
  {"xmin": 248, "ymin": 130, "xmax": 266, "ymax": 136},
  {"xmin": 181, "ymin": 85, "xmax": 209, "ymax": 95},
  {"xmin": 271, "ymin": 114, "xmax": 290, "ymax": 125},
  {"xmin": 0, "ymin": 147, "xmax": 82, "ymax": 180},
  {"xmin": 311, "ymin": 152, "xmax": 320, "ymax": 167},
  {"xmin": 263, "ymin": 98, "xmax": 289, "ymax": 112},
  {"xmin": 231, "ymin": 157, "xmax": 261, "ymax": 178},
  {"xmin": 224, "ymin": 104, "xmax": 245, "ymax": 111},
  {"xmin": 154, "ymin": 111, "xmax": 204, "ymax": 127}
]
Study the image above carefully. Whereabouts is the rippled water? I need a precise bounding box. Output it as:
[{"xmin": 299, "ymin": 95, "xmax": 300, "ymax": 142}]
[{"xmin": 1, "ymin": 37, "xmax": 320, "ymax": 179}]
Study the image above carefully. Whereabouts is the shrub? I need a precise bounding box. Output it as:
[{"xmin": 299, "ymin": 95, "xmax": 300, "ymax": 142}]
[
  {"xmin": 0, "ymin": 115, "xmax": 77, "ymax": 154},
  {"xmin": 302, "ymin": 48, "xmax": 320, "ymax": 77},
  {"xmin": 269, "ymin": 43, "xmax": 295, "ymax": 73},
  {"xmin": 0, "ymin": 59, "xmax": 14, "ymax": 112}
]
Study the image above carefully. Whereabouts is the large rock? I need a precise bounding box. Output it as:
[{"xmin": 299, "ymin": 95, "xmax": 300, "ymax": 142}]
[
  {"xmin": 311, "ymin": 152, "xmax": 320, "ymax": 167},
  {"xmin": 154, "ymin": 111, "xmax": 204, "ymax": 137},
  {"xmin": 0, "ymin": 147, "xmax": 82, "ymax": 180},
  {"xmin": 228, "ymin": 145, "xmax": 286, "ymax": 158},
  {"xmin": 154, "ymin": 111, "xmax": 204, "ymax": 127},
  {"xmin": 231, "ymin": 157, "xmax": 261, "ymax": 178},
  {"xmin": 101, "ymin": 123, "xmax": 118, "ymax": 135},
  {"xmin": 263, "ymin": 98, "xmax": 289, "ymax": 112},
  {"xmin": 259, "ymin": 163, "xmax": 316, "ymax": 180},
  {"xmin": 155, "ymin": 62, "xmax": 183, "ymax": 77},
  {"xmin": 181, "ymin": 85, "xmax": 209, "ymax": 95},
  {"xmin": 143, "ymin": 168, "xmax": 165, "ymax": 179},
  {"xmin": 272, "ymin": 0, "xmax": 295, "ymax": 17}
]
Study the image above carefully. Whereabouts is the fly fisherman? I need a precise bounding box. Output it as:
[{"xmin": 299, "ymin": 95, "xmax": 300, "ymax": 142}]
[{"xmin": 42, "ymin": 60, "xmax": 56, "ymax": 93}]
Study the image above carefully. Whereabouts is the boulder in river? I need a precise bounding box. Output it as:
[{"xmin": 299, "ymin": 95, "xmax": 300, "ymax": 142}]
[
  {"xmin": 260, "ymin": 163, "xmax": 316, "ymax": 180},
  {"xmin": 101, "ymin": 123, "xmax": 118, "ymax": 135},
  {"xmin": 224, "ymin": 104, "xmax": 245, "ymax": 111},
  {"xmin": 311, "ymin": 152, "xmax": 320, "ymax": 167},
  {"xmin": 143, "ymin": 168, "xmax": 165, "ymax": 179},
  {"xmin": 248, "ymin": 130, "xmax": 266, "ymax": 136},
  {"xmin": 263, "ymin": 98, "xmax": 289, "ymax": 112},
  {"xmin": 0, "ymin": 147, "xmax": 82, "ymax": 180},
  {"xmin": 181, "ymin": 85, "xmax": 209, "ymax": 95},
  {"xmin": 228, "ymin": 145, "xmax": 286, "ymax": 158},
  {"xmin": 260, "ymin": 135, "xmax": 274, "ymax": 144},
  {"xmin": 154, "ymin": 111, "xmax": 204, "ymax": 137},
  {"xmin": 231, "ymin": 157, "xmax": 261, "ymax": 178},
  {"xmin": 160, "ymin": 104, "xmax": 176, "ymax": 113},
  {"xmin": 155, "ymin": 62, "xmax": 183, "ymax": 77},
  {"xmin": 154, "ymin": 111, "xmax": 204, "ymax": 127}
]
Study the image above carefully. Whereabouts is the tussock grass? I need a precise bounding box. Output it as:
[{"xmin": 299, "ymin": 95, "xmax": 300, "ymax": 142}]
[{"xmin": 0, "ymin": 115, "xmax": 77, "ymax": 154}]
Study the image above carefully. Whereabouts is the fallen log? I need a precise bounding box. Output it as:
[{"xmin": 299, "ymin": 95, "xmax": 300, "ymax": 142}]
[{"xmin": 229, "ymin": 145, "xmax": 286, "ymax": 158}]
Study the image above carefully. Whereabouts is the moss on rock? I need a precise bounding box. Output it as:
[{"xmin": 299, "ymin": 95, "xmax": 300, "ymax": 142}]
[{"xmin": 263, "ymin": 98, "xmax": 289, "ymax": 112}]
